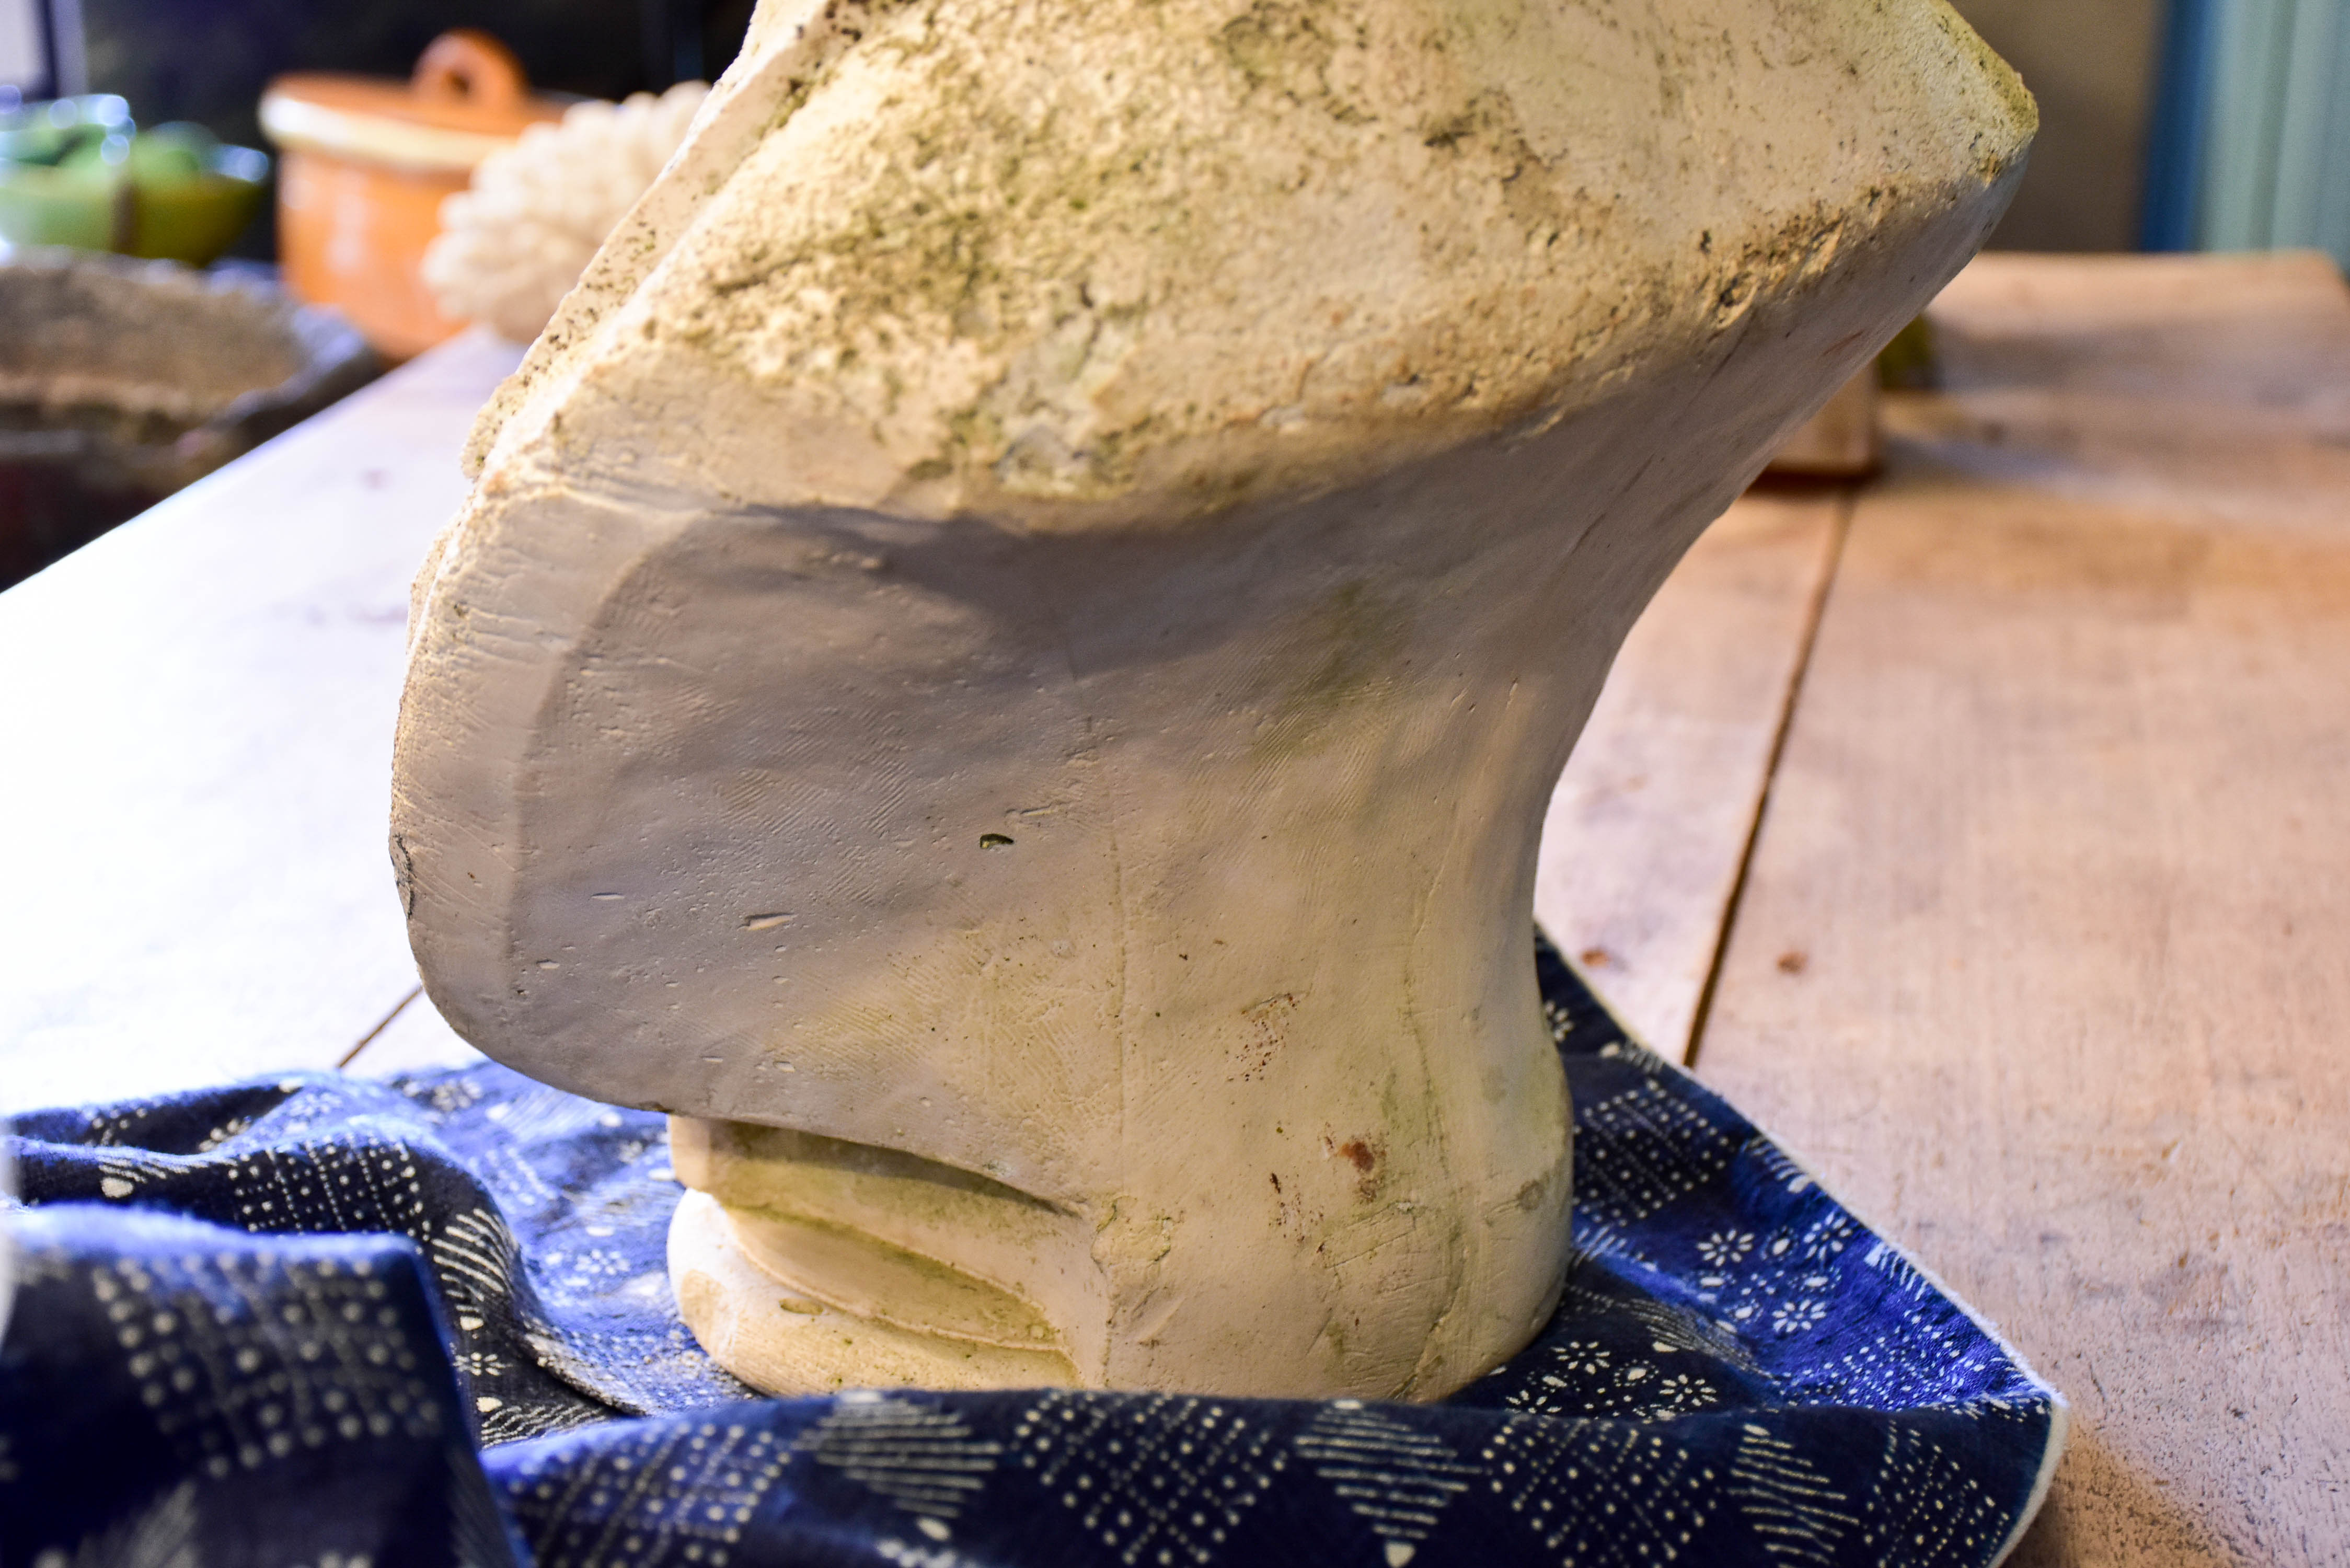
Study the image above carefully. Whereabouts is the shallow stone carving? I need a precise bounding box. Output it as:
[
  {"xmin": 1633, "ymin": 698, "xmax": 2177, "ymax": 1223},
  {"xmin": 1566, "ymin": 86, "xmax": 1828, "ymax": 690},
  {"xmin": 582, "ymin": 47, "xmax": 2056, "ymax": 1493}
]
[{"xmin": 392, "ymin": 0, "xmax": 2031, "ymax": 1400}]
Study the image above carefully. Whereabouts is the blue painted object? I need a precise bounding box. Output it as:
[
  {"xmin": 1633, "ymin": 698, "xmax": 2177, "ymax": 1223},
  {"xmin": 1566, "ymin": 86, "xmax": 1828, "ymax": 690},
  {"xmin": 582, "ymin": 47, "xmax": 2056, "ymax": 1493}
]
[
  {"xmin": 2144, "ymin": 0, "xmax": 2350, "ymax": 267},
  {"xmin": 2143, "ymin": 0, "xmax": 2221, "ymax": 250},
  {"xmin": 2, "ymin": 937, "xmax": 2063, "ymax": 1567}
]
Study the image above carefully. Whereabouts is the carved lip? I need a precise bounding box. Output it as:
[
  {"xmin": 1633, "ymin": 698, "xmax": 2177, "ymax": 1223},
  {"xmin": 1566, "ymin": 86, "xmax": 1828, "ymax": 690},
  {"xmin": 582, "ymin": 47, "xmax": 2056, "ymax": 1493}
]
[{"xmin": 721, "ymin": 1202, "xmax": 1076, "ymax": 1363}]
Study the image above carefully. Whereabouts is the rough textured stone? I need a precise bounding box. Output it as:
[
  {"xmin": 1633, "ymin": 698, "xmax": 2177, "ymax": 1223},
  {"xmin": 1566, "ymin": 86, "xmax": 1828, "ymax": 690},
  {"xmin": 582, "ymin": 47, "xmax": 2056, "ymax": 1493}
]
[{"xmin": 393, "ymin": 0, "xmax": 2032, "ymax": 1400}]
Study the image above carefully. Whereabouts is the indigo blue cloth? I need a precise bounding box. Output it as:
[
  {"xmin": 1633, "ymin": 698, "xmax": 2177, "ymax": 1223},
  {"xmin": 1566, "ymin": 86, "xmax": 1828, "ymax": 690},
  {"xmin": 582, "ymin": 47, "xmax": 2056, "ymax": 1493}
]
[{"xmin": 2, "ymin": 940, "xmax": 2062, "ymax": 1567}]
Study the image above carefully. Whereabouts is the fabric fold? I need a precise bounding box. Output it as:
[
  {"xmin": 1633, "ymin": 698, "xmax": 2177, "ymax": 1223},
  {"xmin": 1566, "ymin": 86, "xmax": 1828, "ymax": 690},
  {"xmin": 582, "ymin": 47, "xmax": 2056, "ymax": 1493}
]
[{"xmin": 1, "ymin": 938, "xmax": 2062, "ymax": 1567}]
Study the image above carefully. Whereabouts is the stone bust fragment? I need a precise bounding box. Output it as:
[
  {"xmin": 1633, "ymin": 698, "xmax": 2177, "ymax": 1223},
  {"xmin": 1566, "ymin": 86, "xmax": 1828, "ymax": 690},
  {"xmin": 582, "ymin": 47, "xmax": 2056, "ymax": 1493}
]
[{"xmin": 392, "ymin": 0, "xmax": 2031, "ymax": 1398}]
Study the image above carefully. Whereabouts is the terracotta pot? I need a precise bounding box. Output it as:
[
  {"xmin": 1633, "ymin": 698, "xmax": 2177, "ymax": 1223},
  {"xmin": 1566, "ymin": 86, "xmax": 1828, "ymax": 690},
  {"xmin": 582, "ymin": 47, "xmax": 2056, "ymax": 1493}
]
[{"xmin": 260, "ymin": 31, "xmax": 565, "ymax": 361}]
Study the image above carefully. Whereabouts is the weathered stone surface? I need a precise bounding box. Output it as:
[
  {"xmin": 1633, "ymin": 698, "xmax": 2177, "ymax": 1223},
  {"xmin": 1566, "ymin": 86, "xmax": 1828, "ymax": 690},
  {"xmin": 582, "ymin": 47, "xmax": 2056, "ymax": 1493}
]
[{"xmin": 393, "ymin": 0, "xmax": 2031, "ymax": 1399}]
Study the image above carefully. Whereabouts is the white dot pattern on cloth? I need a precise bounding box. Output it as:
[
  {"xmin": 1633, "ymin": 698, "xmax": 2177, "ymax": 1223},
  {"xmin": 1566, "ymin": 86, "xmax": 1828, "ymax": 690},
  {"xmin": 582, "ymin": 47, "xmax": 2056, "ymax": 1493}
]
[
  {"xmin": 1294, "ymin": 1399, "xmax": 1481, "ymax": 1563},
  {"xmin": 1013, "ymin": 1392, "xmax": 1286, "ymax": 1565},
  {"xmin": 797, "ymin": 1392, "xmax": 1004, "ymax": 1526},
  {"xmin": 3, "ymin": 935, "xmax": 2064, "ymax": 1567},
  {"xmin": 1860, "ymin": 1424, "xmax": 2014, "ymax": 1568},
  {"xmin": 500, "ymin": 1416, "xmax": 789, "ymax": 1568},
  {"xmin": 1482, "ymin": 1415, "xmax": 1716, "ymax": 1565},
  {"xmin": 2, "ymin": 1207, "xmax": 522, "ymax": 1566},
  {"xmin": 1726, "ymin": 1421, "xmax": 1859, "ymax": 1564},
  {"xmin": 94, "ymin": 1249, "xmax": 443, "ymax": 1477}
]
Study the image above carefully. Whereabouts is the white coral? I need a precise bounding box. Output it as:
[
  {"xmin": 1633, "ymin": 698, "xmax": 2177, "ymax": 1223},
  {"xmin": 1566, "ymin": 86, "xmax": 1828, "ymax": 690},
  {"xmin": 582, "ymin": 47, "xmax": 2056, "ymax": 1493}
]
[{"xmin": 424, "ymin": 82, "xmax": 709, "ymax": 344}]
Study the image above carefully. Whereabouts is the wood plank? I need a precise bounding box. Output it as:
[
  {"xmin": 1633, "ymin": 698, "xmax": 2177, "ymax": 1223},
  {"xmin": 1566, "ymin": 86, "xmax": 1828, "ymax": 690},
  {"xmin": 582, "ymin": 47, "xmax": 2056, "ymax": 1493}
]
[
  {"xmin": 1926, "ymin": 249, "xmax": 2350, "ymax": 408},
  {"xmin": 0, "ymin": 332, "xmax": 521, "ymax": 1111},
  {"xmin": 1534, "ymin": 488, "xmax": 1846, "ymax": 1059},
  {"xmin": 1694, "ymin": 253, "xmax": 2350, "ymax": 1566},
  {"xmin": 348, "ymin": 983, "xmax": 482, "ymax": 1077}
]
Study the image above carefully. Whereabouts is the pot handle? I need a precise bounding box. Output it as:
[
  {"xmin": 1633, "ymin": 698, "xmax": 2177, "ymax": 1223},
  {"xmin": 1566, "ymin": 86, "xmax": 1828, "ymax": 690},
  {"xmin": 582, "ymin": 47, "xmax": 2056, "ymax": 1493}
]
[{"xmin": 411, "ymin": 30, "xmax": 529, "ymax": 111}]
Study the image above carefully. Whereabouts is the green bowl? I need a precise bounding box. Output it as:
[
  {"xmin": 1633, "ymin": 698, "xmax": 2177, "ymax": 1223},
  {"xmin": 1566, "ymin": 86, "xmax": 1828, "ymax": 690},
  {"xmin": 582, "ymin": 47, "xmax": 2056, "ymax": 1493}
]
[
  {"xmin": 0, "ymin": 95, "xmax": 131, "ymax": 251},
  {"xmin": 0, "ymin": 105, "xmax": 268, "ymax": 267},
  {"xmin": 126, "ymin": 129, "xmax": 270, "ymax": 265},
  {"xmin": 0, "ymin": 93, "xmax": 132, "ymax": 163}
]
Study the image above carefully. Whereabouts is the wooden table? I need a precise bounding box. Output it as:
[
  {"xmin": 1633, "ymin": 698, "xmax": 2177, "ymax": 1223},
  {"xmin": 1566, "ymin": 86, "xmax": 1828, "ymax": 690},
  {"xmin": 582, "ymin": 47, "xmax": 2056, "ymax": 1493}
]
[
  {"xmin": 1694, "ymin": 253, "xmax": 2350, "ymax": 1568},
  {"xmin": 0, "ymin": 331, "xmax": 523, "ymax": 1105},
  {"xmin": 3, "ymin": 255, "xmax": 2343, "ymax": 1565}
]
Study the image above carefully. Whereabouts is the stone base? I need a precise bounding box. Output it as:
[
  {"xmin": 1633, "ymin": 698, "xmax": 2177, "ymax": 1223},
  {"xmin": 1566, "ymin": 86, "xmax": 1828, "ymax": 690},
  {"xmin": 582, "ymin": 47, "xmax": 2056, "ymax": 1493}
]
[{"xmin": 666, "ymin": 1190, "xmax": 1080, "ymax": 1395}]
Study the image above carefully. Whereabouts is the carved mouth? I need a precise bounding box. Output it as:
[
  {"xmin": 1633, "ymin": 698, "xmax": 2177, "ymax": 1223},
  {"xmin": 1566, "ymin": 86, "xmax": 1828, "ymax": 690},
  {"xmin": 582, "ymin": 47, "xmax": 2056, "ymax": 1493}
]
[
  {"xmin": 722, "ymin": 1205, "xmax": 1068, "ymax": 1354},
  {"xmin": 670, "ymin": 1115, "xmax": 1100, "ymax": 1381}
]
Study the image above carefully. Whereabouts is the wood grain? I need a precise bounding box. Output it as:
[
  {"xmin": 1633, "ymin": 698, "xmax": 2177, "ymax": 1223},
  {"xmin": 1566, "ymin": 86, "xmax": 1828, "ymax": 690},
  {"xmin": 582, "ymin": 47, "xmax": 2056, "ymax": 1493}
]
[
  {"xmin": 1695, "ymin": 252, "xmax": 2350, "ymax": 1566},
  {"xmin": 0, "ymin": 331, "xmax": 520, "ymax": 1111},
  {"xmin": 1535, "ymin": 488, "xmax": 1846, "ymax": 1059}
]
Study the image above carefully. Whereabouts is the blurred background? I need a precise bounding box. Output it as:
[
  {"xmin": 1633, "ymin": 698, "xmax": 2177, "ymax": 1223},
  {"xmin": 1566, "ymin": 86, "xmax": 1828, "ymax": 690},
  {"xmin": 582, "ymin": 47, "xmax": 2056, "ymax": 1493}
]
[
  {"xmin": 85, "ymin": 0, "xmax": 751, "ymax": 141},
  {"xmin": 5, "ymin": 0, "xmax": 757, "ymax": 259},
  {"xmin": 1957, "ymin": 0, "xmax": 2349, "ymax": 260},
  {"xmin": 0, "ymin": 0, "xmax": 2340, "ymax": 589},
  {"xmin": 0, "ymin": 0, "xmax": 2339, "ymax": 264}
]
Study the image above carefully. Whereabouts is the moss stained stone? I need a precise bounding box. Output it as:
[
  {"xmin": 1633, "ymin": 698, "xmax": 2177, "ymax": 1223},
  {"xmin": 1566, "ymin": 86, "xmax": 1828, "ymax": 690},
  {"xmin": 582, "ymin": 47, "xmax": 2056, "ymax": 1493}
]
[{"xmin": 396, "ymin": 0, "xmax": 2033, "ymax": 1401}]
